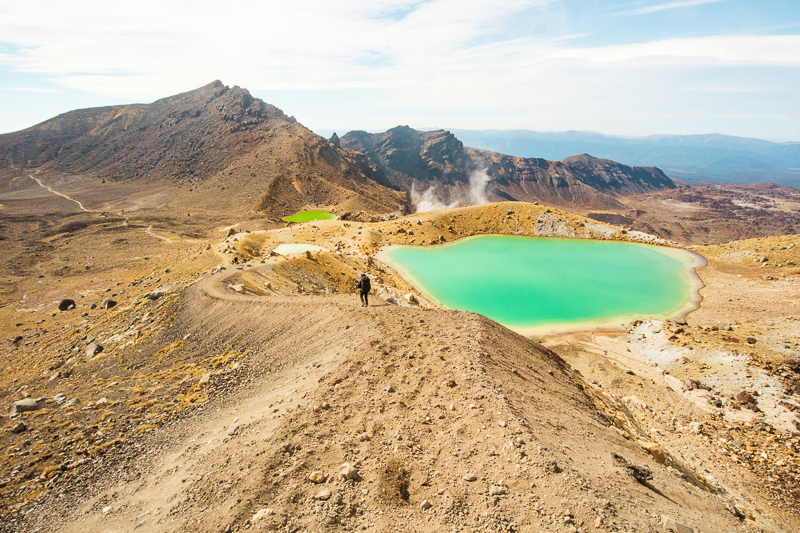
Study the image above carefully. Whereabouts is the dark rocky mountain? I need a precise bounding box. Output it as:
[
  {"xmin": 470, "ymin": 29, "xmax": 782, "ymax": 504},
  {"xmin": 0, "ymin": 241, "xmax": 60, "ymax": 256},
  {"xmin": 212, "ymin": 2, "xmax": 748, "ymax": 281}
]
[
  {"xmin": 340, "ymin": 126, "xmax": 676, "ymax": 210},
  {"xmin": 0, "ymin": 81, "xmax": 406, "ymax": 219}
]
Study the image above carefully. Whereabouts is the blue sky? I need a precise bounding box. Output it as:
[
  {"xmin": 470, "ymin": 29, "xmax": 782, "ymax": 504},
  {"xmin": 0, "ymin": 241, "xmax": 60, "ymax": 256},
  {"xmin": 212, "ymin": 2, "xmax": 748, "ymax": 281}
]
[{"xmin": 1, "ymin": 0, "xmax": 799, "ymax": 141}]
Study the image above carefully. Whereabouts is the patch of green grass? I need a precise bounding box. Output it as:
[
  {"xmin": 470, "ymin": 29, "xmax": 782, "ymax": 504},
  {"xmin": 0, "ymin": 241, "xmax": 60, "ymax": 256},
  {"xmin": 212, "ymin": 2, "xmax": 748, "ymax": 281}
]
[{"xmin": 282, "ymin": 210, "xmax": 337, "ymax": 223}]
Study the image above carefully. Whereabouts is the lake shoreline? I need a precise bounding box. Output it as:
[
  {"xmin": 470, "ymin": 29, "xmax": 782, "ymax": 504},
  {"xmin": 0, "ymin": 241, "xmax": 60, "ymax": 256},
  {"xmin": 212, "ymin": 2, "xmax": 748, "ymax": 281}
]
[{"xmin": 377, "ymin": 234, "xmax": 708, "ymax": 337}]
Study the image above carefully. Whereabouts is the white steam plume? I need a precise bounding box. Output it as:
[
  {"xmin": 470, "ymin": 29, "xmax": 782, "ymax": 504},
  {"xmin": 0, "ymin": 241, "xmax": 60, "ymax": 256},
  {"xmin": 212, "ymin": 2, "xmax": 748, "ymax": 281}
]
[{"xmin": 412, "ymin": 168, "xmax": 492, "ymax": 213}]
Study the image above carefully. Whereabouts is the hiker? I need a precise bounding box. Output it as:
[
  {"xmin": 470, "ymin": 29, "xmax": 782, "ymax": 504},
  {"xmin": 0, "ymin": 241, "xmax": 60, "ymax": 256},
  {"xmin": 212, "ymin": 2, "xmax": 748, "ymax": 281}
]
[{"xmin": 357, "ymin": 273, "xmax": 371, "ymax": 307}]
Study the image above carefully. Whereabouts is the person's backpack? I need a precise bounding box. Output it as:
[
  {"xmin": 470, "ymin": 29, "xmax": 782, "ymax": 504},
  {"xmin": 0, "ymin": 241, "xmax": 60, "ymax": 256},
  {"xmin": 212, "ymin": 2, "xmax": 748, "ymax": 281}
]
[{"xmin": 361, "ymin": 276, "xmax": 371, "ymax": 292}]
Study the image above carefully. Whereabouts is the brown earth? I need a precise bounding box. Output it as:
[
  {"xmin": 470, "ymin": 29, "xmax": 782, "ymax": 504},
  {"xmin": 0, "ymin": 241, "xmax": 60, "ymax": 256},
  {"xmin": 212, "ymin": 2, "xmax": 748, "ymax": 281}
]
[{"xmin": 1, "ymin": 200, "xmax": 799, "ymax": 533}]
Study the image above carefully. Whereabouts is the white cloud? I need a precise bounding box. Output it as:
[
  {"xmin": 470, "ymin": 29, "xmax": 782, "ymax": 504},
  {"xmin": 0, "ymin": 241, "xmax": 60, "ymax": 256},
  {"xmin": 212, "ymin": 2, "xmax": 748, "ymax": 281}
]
[
  {"xmin": 624, "ymin": 0, "xmax": 726, "ymax": 16},
  {"xmin": 548, "ymin": 35, "xmax": 800, "ymax": 65},
  {"xmin": 0, "ymin": 0, "xmax": 798, "ymax": 139}
]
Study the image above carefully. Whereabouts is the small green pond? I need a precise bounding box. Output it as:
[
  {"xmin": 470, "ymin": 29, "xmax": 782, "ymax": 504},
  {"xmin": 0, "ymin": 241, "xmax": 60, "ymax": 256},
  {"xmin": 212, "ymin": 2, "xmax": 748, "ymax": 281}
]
[
  {"xmin": 283, "ymin": 210, "xmax": 338, "ymax": 223},
  {"xmin": 377, "ymin": 235, "xmax": 705, "ymax": 334}
]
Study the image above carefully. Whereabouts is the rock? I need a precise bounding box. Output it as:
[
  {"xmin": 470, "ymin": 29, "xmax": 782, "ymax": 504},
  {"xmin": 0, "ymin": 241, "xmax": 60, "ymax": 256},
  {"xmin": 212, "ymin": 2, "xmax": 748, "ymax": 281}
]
[
  {"xmin": 198, "ymin": 373, "xmax": 211, "ymax": 385},
  {"xmin": 8, "ymin": 399, "xmax": 41, "ymax": 417},
  {"xmin": 661, "ymin": 515, "xmax": 694, "ymax": 533},
  {"xmin": 96, "ymin": 397, "xmax": 108, "ymax": 407},
  {"xmin": 307, "ymin": 471, "xmax": 327, "ymax": 483},
  {"xmin": 463, "ymin": 473, "xmax": 477, "ymax": 482},
  {"xmin": 544, "ymin": 460, "xmax": 562, "ymax": 474},
  {"xmin": 314, "ymin": 489, "xmax": 332, "ymax": 500},
  {"xmin": 445, "ymin": 379, "xmax": 456, "ymax": 388},
  {"xmin": 594, "ymin": 516, "xmax": 602, "ymax": 528},
  {"xmin": 719, "ymin": 323, "xmax": 732, "ymax": 331},
  {"xmin": 329, "ymin": 132, "xmax": 341, "ymax": 148},
  {"xmin": 10, "ymin": 422, "xmax": 27, "ymax": 433},
  {"xmin": 358, "ymin": 432, "xmax": 370, "ymax": 442},
  {"xmin": 612, "ymin": 453, "xmax": 652, "ymax": 483},
  {"xmin": 58, "ymin": 299, "xmax": 76, "ymax": 311},
  {"xmin": 251, "ymin": 508, "xmax": 274, "ymax": 522},
  {"xmin": 736, "ymin": 391, "xmax": 755, "ymax": 405},
  {"xmin": 49, "ymin": 371, "xmax": 61, "ymax": 381},
  {"xmin": 101, "ymin": 298, "xmax": 117, "ymax": 309},
  {"xmin": 641, "ymin": 442, "xmax": 666, "ymax": 464},
  {"xmin": 143, "ymin": 291, "xmax": 163, "ymax": 301},
  {"xmin": 338, "ymin": 463, "xmax": 360, "ymax": 482},
  {"xmin": 420, "ymin": 500, "xmax": 433, "ymax": 510},
  {"xmin": 746, "ymin": 337, "xmax": 757, "ymax": 345},
  {"xmin": 404, "ymin": 293, "xmax": 419, "ymax": 305},
  {"xmin": 489, "ymin": 484, "xmax": 507, "ymax": 496},
  {"xmin": 85, "ymin": 343, "xmax": 103, "ymax": 361},
  {"xmin": 63, "ymin": 398, "xmax": 79, "ymax": 408},
  {"xmin": 54, "ymin": 393, "xmax": 66, "ymax": 404},
  {"xmin": 226, "ymin": 228, "xmax": 237, "ymax": 238},
  {"xmin": 688, "ymin": 421, "xmax": 704, "ymax": 434},
  {"xmin": 226, "ymin": 424, "xmax": 239, "ymax": 436},
  {"xmin": 230, "ymin": 284, "xmax": 246, "ymax": 294},
  {"xmin": 384, "ymin": 384, "xmax": 395, "ymax": 393}
]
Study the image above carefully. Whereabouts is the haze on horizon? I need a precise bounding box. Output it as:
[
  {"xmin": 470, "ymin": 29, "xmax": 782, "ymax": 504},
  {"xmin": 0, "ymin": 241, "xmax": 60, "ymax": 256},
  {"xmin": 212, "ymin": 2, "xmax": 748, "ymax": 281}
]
[{"xmin": 1, "ymin": 0, "xmax": 799, "ymax": 142}]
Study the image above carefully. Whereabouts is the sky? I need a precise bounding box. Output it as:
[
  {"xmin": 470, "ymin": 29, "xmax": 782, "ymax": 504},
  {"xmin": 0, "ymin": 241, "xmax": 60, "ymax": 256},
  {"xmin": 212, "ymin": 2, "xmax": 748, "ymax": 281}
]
[{"xmin": 1, "ymin": 0, "xmax": 799, "ymax": 141}]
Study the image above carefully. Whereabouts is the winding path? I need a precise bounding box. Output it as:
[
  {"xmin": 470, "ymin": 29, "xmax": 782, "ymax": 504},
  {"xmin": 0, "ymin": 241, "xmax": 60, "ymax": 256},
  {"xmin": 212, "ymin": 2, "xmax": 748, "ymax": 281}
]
[{"xmin": 29, "ymin": 174, "xmax": 91, "ymax": 212}]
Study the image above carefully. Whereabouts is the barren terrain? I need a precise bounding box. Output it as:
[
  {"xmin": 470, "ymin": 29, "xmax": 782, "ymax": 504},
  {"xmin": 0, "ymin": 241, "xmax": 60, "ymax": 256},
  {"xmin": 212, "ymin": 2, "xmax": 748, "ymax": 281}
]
[{"xmin": 1, "ymin": 191, "xmax": 799, "ymax": 533}]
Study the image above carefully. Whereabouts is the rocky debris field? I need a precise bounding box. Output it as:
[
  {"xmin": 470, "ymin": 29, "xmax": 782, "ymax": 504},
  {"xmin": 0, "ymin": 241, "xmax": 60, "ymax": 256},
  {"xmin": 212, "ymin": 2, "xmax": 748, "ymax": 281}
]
[{"xmin": 1, "ymin": 201, "xmax": 799, "ymax": 532}]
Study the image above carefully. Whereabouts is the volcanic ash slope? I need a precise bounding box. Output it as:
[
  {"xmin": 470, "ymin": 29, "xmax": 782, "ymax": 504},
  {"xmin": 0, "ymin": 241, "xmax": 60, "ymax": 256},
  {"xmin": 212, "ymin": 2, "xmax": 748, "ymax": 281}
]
[{"xmin": 50, "ymin": 268, "xmax": 749, "ymax": 533}]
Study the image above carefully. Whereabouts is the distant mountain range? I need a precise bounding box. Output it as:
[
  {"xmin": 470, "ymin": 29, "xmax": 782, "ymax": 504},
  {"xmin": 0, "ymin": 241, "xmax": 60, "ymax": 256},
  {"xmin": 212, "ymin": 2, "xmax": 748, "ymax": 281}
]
[
  {"xmin": 442, "ymin": 129, "xmax": 800, "ymax": 187},
  {"xmin": 340, "ymin": 126, "xmax": 674, "ymax": 210},
  {"xmin": 0, "ymin": 82, "xmax": 684, "ymax": 219}
]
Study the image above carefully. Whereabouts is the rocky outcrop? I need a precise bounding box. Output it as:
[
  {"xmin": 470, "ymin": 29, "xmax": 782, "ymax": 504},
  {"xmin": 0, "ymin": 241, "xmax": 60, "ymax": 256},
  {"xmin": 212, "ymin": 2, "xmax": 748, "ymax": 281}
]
[
  {"xmin": 0, "ymin": 81, "xmax": 406, "ymax": 217},
  {"xmin": 341, "ymin": 126, "xmax": 676, "ymax": 210}
]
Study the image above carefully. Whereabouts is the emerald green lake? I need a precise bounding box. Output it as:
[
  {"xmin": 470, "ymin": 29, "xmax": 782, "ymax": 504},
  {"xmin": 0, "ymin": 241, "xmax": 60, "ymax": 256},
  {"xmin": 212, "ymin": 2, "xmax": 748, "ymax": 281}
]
[
  {"xmin": 377, "ymin": 235, "xmax": 705, "ymax": 334},
  {"xmin": 283, "ymin": 210, "xmax": 337, "ymax": 223}
]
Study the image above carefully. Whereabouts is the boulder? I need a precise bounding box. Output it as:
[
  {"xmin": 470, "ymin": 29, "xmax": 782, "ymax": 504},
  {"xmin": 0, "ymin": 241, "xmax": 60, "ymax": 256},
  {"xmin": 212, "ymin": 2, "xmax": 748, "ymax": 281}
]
[
  {"xmin": 85, "ymin": 343, "xmax": 104, "ymax": 361},
  {"xmin": 101, "ymin": 298, "xmax": 117, "ymax": 309},
  {"xmin": 314, "ymin": 489, "xmax": 332, "ymax": 500},
  {"xmin": 251, "ymin": 508, "xmax": 274, "ymax": 522},
  {"xmin": 8, "ymin": 398, "xmax": 41, "ymax": 417},
  {"xmin": 58, "ymin": 299, "xmax": 76, "ymax": 311},
  {"xmin": 338, "ymin": 463, "xmax": 360, "ymax": 482},
  {"xmin": 404, "ymin": 293, "xmax": 419, "ymax": 305},
  {"xmin": 10, "ymin": 422, "xmax": 27, "ymax": 433},
  {"xmin": 736, "ymin": 391, "xmax": 755, "ymax": 405},
  {"xmin": 661, "ymin": 515, "xmax": 694, "ymax": 533},
  {"xmin": 307, "ymin": 471, "xmax": 326, "ymax": 483},
  {"xmin": 641, "ymin": 442, "xmax": 666, "ymax": 464}
]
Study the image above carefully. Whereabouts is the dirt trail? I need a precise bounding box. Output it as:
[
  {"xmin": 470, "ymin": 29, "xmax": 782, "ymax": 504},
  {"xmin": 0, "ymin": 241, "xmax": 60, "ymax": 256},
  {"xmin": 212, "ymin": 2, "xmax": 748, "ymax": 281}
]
[{"xmin": 28, "ymin": 174, "xmax": 92, "ymax": 212}]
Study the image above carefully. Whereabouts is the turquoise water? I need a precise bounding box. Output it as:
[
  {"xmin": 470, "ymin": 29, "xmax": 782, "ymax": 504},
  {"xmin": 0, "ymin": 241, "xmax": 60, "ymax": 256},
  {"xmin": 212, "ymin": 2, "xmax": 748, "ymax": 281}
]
[{"xmin": 377, "ymin": 235, "xmax": 705, "ymax": 333}]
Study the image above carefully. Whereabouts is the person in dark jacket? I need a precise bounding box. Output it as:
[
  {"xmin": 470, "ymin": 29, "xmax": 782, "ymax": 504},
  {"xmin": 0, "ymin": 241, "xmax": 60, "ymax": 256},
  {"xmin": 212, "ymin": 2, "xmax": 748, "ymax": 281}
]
[{"xmin": 357, "ymin": 273, "xmax": 371, "ymax": 307}]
